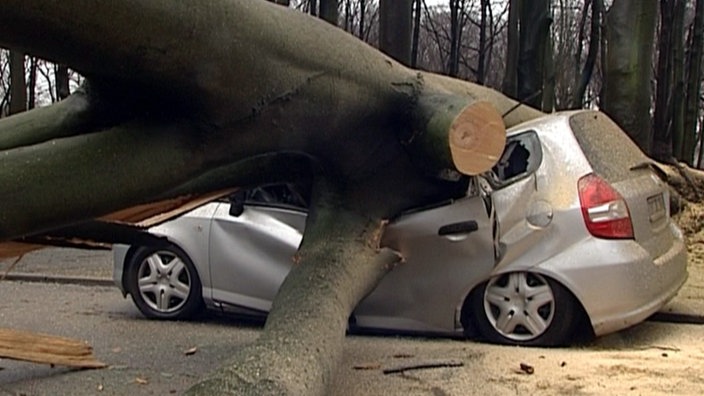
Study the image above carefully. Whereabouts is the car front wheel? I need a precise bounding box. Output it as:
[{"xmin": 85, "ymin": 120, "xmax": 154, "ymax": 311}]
[
  {"xmin": 125, "ymin": 245, "xmax": 204, "ymax": 320},
  {"xmin": 466, "ymin": 272, "xmax": 585, "ymax": 346}
]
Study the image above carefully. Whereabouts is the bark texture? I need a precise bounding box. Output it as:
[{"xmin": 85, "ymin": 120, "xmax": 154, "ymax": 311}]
[
  {"xmin": 602, "ymin": 0, "xmax": 658, "ymax": 153},
  {"xmin": 379, "ymin": 0, "xmax": 413, "ymax": 65},
  {"xmin": 9, "ymin": 50, "xmax": 26, "ymax": 115}
]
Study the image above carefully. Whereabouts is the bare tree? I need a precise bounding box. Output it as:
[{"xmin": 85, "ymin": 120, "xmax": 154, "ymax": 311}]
[
  {"xmin": 411, "ymin": 0, "xmax": 422, "ymax": 67},
  {"xmin": 516, "ymin": 0, "xmax": 551, "ymax": 109},
  {"xmin": 502, "ymin": 0, "xmax": 520, "ymax": 97},
  {"xmin": 8, "ymin": 50, "xmax": 26, "ymax": 115},
  {"xmin": 573, "ymin": 0, "xmax": 602, "ymax": 109},
  {"xmin": 602, "ymin": 0, "xmax": 658, "ymax": 153},
  {"xmin": 685, "ymin": 0, "xmax": 704, "ymax": 166},
  {"xmin": 55, "ymin": 64, "xmax": 70, "ymax": 101},
  {"xmin": 319, "ymin": 0, "xmax": 340, "ymax": 24},
  {"xmin": 653, "ymin": 0, "xmax": 686, "ymax": 162},
  {"xmin": 379, "ymin": 0, "xmax": 413, "ymax": 65},
  {"xmin": 477, "ymin": 0, "xmax": 491, "ymax": 84},
  {"xmin": 448, "ymin": 0, "xmax": 465, "ymax": 76},
  {"xmin": 27, "ymin": 57, "xmax": 37, "ymax": 110}
]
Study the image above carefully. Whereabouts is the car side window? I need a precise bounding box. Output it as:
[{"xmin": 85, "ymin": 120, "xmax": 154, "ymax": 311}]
[
  {"xmin": 485, "ymin": 131, "xmax": 542, "ymax": 189},
  {"xmin": 246, "ymin": 184, "xmax": 308, "ymax": 209}
]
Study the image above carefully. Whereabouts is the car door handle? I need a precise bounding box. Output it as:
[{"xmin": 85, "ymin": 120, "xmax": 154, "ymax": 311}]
[{"xmin": 438, "ymin": 220, "xmax": 478, "ymax": 236}]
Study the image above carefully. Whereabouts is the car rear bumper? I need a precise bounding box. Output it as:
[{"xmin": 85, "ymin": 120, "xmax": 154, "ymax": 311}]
[{"xmin": 538, "ymin": 223, "xmax": 688, "ymax": 337}]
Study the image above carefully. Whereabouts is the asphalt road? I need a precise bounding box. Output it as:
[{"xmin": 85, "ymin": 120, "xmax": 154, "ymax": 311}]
[
  {"xmin": 2, "ymin": 248, "xmax": 704, "ymax": 395},
  {"xmin": 3, "ymin": 281, "xmax": 704, "ymax": 396},
  {"xmin": 0, "ymin": 281, "xmax": 262, "ymax": 396}
]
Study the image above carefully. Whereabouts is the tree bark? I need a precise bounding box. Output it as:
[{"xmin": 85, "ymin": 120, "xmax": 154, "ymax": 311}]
[
  {"xmin": 9, "ymin": 50, "xmax": 26, "ymax": 115},
  {"xmin": 448, "ymin": 0, "xmax": 462, "ymax": 77},
  {"xmin": 684, "ymin": 0, "xmax": 704, "ymax": 165},
  {"xmin": 185, "ymin": 176, "xmax": 401, "ymax": 395},
  {"xmin": 602, "ymin": 0, "xmax": 658, "ymax": 153},
  {"xmin": 653, "ymin": 0, "xmax": 674, "ymax": 160},
  {"xmin": 670, "ymin": 0, "xmax": 686, "ymax": 162},
  {"xmin": 517, "ymin": 0, "xmax": 551, "ymax": 108},
  {"xmin": 27, "ymin": 57, "xmax": 37, "ymax": 110},
  {"xmin": 379, "ymin": 0, "xmax": 413, "ymax": 65},
  {"xmin": 411, "ymin": 0, "xmax": 422, "ymax": 68},
  {"xmin": 477, "ymin": 0, "xmax": 490, "ymax": 84},
  {"xmin": 55, "ymin": 64, "xmax": 71, "ymax": 101},
  {"xmin": 573, "ymin": 0, "xmax": 601, "ymax": 109},
  {"xmin": 502, "ymin": 0, "xmax": 521, "ymax": 98},
  {"xmin": 319, "ymin": 0, "xmax": 339, "ymax": 25}
]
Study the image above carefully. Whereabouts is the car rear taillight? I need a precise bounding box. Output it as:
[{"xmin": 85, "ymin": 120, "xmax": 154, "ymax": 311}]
[{"xmin": 578, "ymin": 173, "xmax": 634, "ymax": 239}]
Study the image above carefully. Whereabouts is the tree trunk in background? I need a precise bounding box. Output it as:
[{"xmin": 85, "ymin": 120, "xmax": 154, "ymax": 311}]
[
  {"xmin": 573, "ymin": 0, "xmax": 601, "ymax": 109},
  {"xmin": 55, "ymin": 64, "xmax": 70, "ymax": 101},
  {"xmin": 448, "ymin": 0, "xmax": 462, "ymax": 77},
  {"xmin": 602, "ymin": 0, "xmax": 657, "ymax": 153},
  {"xmin": 517, "ymin": 0, "xmax": 551, "ymax": 108},
  {"xmin": 503, "ymin": 0, "xmax": 520, "ymax": 98},
  {"xmin": 27, "ymin": 57, "xmax": 37, "ymax": 110},
  {"xmin": 653, "ymin": 0, "xmax": 675, "ymax": 160},
  {"xmin": 319, "ymin": 0, "xmax": 339, "ymax": 25},
  {"xmin": 670, "ymin": 0, "xmax": 686, "ymax": 162},
  {"xmin": 411, "ymin": 0, "xmax": 422, "ymax": 68},
  {"xmin": 359, "ymin": 0, "xmax": 366, "ymax": 38},
  {"xmin": 686, "ymin": 0, "xmax": 704, "ymax": 166},
  {"xmin": 379, "ymin": 0, "xmax": 413, "ymax": 65},
  {"xmin": 543, "ymin": 27, "xmax": 555, "ymax": 112},
  {"xmin": 9, "ymin": 50, "xmax": 26, "ymax": 115},
  {"xmin": 477, "ymin": 0, "xmax": 490, "ymax": 84}
]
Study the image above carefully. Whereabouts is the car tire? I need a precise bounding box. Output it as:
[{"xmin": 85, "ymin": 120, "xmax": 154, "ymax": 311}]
[
  {"xmin": 465, "ymin": 272, "xmax": 584, "ymax": 346},
  {"xmin": 124, "ymin": 245, "xmax": 204, "ymax": 320}
]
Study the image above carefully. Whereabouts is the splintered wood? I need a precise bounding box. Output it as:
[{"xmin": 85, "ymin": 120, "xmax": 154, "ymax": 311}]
[{"xmin": 0, "ymin": 327, "xmax": 107, "ymax": 368}]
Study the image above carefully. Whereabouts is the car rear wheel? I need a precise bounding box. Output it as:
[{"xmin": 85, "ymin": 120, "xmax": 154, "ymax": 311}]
[
  {"xmin": 466, "ymin": 272, "xmax": 584, "ymax": 346},
  {"xmin": 125, "ymin": 245, "xmax": 204, "ymax": 320}
]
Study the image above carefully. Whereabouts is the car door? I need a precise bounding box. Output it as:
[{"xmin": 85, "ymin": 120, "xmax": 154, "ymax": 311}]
[
  {"xmin": 485, "ymin": 130, "xmax": 547, "ymax": 268},
  {"xmin": 207, "ymin": 185, "xmax": 306, "ymax": 313},
  {"xmin": 353, "ymin": 178, "xmax": 496, "ymax": 332}
]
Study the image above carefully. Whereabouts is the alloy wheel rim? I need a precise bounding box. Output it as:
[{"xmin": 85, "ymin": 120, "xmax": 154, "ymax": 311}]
[
  {"xmin": 137, "ymin": 251, "xmax": 191, "ymax": 313},
  {"xmin": 483, "ymin": 272, "xmax": 555, "ymax": 341}
]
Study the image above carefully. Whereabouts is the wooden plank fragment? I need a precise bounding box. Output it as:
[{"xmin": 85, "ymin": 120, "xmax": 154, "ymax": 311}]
[{"xmin": 0, "ymin": 328, "xmax": 107, "ymax": 368}]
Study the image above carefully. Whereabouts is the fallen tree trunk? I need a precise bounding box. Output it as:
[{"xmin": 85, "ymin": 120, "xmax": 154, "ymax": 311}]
[
  {"xmin": 0, "ymin": 1, "xmax": 542, "ymax": 394},
  {"xmin": 0, "ymin": 328, "xmax": 107, "ymax": 369}
]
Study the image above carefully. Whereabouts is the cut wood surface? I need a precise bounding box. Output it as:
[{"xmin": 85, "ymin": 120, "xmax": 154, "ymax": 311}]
[{"xmin": 0, "ymin": 327, "xmax": 107, "ymax": 368}]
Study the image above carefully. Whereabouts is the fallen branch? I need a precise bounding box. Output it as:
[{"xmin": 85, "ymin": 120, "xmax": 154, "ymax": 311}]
[
  {"xmin": 382, "ymin": 359, "xmax": 464, "ymax": 375},
  {"xmin": 0, "ymin": 328, "xmax": 107, "ymax": 369}
]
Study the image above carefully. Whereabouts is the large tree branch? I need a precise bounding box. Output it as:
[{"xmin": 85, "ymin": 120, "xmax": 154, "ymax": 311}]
[{"xmin": 185, "ymin": 176, "xmax": 402, "ymax": 395}]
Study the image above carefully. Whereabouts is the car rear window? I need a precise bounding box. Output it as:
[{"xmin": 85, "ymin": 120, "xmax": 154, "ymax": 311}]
[{"xmin": 569, "ymin": 111, "xmax": 650, "ymax": 183}]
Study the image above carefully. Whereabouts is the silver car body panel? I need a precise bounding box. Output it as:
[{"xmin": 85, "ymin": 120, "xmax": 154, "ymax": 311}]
[{"xmin": 114, "ymin": 110, "xmax": 688, "ymax": 338}]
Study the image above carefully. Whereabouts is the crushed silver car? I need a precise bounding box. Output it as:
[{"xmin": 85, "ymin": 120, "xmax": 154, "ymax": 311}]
[{"xmin": 113, "ymin": 110, "xmax": 687, "ymax": 346}]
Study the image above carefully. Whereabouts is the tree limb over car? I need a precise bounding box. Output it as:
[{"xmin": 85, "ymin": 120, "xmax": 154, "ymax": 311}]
[{"xmin": 0, "ymin": 1, "xmax": 547, "ymax": 394}]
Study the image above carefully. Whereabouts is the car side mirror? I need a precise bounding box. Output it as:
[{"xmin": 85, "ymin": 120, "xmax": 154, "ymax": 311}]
[{"xmin": 228, "ymin": 190, "xmax": 246, "ymax": 217}]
